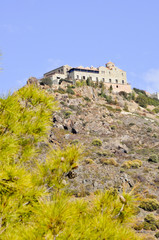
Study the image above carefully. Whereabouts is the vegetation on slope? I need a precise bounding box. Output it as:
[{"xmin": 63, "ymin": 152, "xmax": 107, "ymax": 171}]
[{"xmin": 0, "ymin": 84, "xmax": 142, "ymax": 239}]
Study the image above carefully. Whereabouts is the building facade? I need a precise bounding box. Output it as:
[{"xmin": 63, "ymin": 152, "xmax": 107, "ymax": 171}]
[{"xmin": 43, "ymin": 62, "xmax": 132, "ymax": 93}]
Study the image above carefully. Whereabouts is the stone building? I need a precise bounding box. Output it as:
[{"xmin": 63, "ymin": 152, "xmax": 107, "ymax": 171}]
[{"xmin": 43, "ymin": 62, "xmax": 132, "ymax": 93}]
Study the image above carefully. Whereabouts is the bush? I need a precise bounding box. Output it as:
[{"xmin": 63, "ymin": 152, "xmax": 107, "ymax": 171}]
[
  {"xmin": 56, "ymin": 87, "xmax": 66, "ymax": 94},
  {"xmin": 139, "ymin": 198, "xmax": 159, "ymax": 211},
  {"xmin": 40, "ymin": 77, "xmax": 53, "ymax": 87},
  {"xmin": 85, "ymin": 158, "xmax": 94, "ymax": 164},
  {"xmin": 63, "ymin": 110, "xmax": 72, "ymax": 119},
  {"xmin": 84, "ymin": 96, "xmax": 91, "ymax": 102},
  {"xmin": 148, "ymin": 154, "xmax": 158, "ymax": 163},
  {"xmin": 66, "ymin": 87, "xmax": 75, "ymax": 95},
  {"xmin": 155, "ymin": 232, "xmax": 159, "ymax": 238},
  {"xmin": 119, "ymin": 91, "xmax": 127, "ymax": 99},
  {"xmin": 135, "ymin": 94, "xmax": 148, "ymax": 108},
  {"xmin": 144, "ymin": 214, "xmax": 156, "ymax": 225},
  {"xmin": 92, "ymin": 139, "xmax": 102, "ymax": 146},
  {"xmin": 100, "ymin": 158, "xmax": 118, "ymax": 166},
  {"xmin": 122, "ymin": 159, "xmax": 142, "ymax": 169}
]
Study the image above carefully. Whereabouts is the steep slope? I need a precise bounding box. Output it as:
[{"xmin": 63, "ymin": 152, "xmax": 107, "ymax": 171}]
[{"xmin": 50, "ymin": 85, "xmax": 159, "ymax": 239}]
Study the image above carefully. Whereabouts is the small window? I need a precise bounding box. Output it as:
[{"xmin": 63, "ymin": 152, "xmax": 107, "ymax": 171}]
[
  {"xmin": 122, "ymin": 80, "xmax": 124, "ymax": 84},
  {"xmin": 77, "ymin": 75, "xmax": 79, "ymax": 79},
  {"xmin": 109, "ymin": 71, "xmax": 111, "ymax": 74},
  {"xmin": 83, "ymin": 76, "xmax": 85, "ymax": 80},
  {"xmin": 90, "ymin": 77, "xmax": 92, "ymax": 80},
  {"xmin": 58, "ymin": 70, "xmax": 60, "ymax": 73},
  {"xmin": 109, "ymin": 79, "xmax": 111, "ymax": 83},
  {"xmin": 57, "ymin": 77, "xmax": 60, "ymax": 79},
  {"xmin": 102, "ymin": 78, "xmax": 105, "ymax": 82},
  {"xmin": 122, "ymin": 72, "xmax": 124, "ymax": 76},
  {"xmin": 96, "ymin": 77, "xmax": 98, "ymax": 81},
  {"xmin": 116, "ymin": 79, "xmax": 118, "ymax": 83},
  {"xmin": 116, "ymin": 85, "xmax": 118, "ymax": 88}
]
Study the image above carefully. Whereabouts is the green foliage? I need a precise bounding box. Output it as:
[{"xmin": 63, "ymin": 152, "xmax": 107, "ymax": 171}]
[
  {"xmin": 63, "ymin": 110, "xmax": 72, "ymax": 119},
  {"xmin": 135, "ymin": 94, "xmax": 148, "ymax": 108},
  {"xmin": 139, "ymin": 198, "xmax": 159, "ymax": 211},
  {"xmin": 134, "ymin": 88, "xmax": 159, "ymax": 107},
  {"xmin": 0, "ymin": 85, "xmax": 142, "ymax": 239},
  {"xmin": 92, "ymin": 139, "xmax": 102, "ymax": 146},
  {"xmin": 66, "ymin": 86, "xmax": 75, "ymax": 95},
  {"xmin": 100, "ymin": 158, "xmax": 118, "ymax": 166},
  {"xmin": 76, "ymin": 80, "xmax": 86, "ymax": 87},
  {"xmin": 153, "ymin": 107, "xmax": 159, "ymax": 113},
  {"xmin": 84, "ymin": 96, "xmax": 91, "ymax": 102},
  {"xmin": 86, "ymin": 77, "xmax": 91, "ymax": 86},
  {"xmin": 55, "ymin": 87, "xmax": 66, "ymax": 94},
  {"xmin": 119, "ymin": 91, "xmax": 128, "ymax": 99},
  {"xmin": 109, "ymin": 85, "xmax": 113, "ymax": 93},
  {"xmin": 148, "ymin": 154, "xmax": 159, "ymax": 163},
  {"xmin": 40, "ymin": 77, "xmax": 53, "ymax": 87},
  {"xmin": 155, "ymin": 232, "xmax": 159, "ymax": 238},
  {"xmin": 124, "ymin": 102, "xmax": 129, "ymax": 112},
  {"xmin": 122, "ymin": 160, "xmax": 142, "ymax": 169}
]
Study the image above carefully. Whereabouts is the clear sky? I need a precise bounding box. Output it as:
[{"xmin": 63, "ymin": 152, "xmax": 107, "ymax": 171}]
[{"xmin": 1, "ymin": 0, "xmax": 159, "ymax": 94}]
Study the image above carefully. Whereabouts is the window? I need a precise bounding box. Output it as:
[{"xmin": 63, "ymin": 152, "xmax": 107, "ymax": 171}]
[
  {"xmin": 102, "ymin": 78, "xmax": 105, "ymax": 82},
  {"xmin": 83, "ymin": 76, "xmax": 85, "ymax": 80},
  {"xmin": 122, "ymin": 80, "xmax": 124, "ymax": 84},
  {"xmin": 116, "ymin": 85, "xmax": 118, "ymax": 88},
  {"xmin": 58, "ymin": 70, "xmax": 60, "ymax": 73},
  {"xmin": 96, "ymin": 77, "xmax": 98, "ymax": 81},
  {"xmin": 116, "ymin": 79, "xmax": 118, "ymax": 83},
  {"xmin": 109, "ymin": 71, "xmax": 111, "ymax": 74},
  {"xmin": 101, "ymin": 71, "xmax": 105, "ymax": 74},
  {"xmin": 77, "ymin": 75, "xmax": 79, "ymax": 79},
  {"xmin": 109, "ymin": 79, "xmax": 111, "ymax": 83},
  {"xmin": 90, "ymin": 77, "xmax": 92, "ymax": 80},
  {"xmin": 122, "ymin": 72, "xmax": 124, "ymax": 76},
  {"xmin": 57, "ymin": 77, "xmax": 60, "ymax": 79}
]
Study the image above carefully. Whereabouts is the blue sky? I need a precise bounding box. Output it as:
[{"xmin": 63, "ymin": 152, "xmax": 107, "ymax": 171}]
[{"xmin": 1, "ymin": 0, "xmax": 159, "ymax": 94}]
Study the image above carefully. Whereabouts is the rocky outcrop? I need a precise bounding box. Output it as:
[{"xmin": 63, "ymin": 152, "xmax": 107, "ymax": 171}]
[{"xmin": 27, "ymin": 77, "xmax": 39, "ymax": 85}]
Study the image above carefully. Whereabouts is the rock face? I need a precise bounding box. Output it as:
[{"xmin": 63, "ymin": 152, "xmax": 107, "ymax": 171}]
[{"xmin": 27, "ymin": 77, "xmax": 39, "ymax": 85}]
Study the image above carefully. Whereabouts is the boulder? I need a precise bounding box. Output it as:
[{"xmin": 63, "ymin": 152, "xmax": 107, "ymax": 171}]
[{"xmin": 27, "ymin": 77, "xmax": 39, "ymax": 85}]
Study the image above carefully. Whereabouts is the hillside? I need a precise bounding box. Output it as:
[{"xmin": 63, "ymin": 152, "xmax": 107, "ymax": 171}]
[
  {"xmin": 1, "ymin": 81, "xmax": 159, "ymax": 239},
  {"xmin": 46, "ymin": 83, "xmax": 159, "ymax": 239}
]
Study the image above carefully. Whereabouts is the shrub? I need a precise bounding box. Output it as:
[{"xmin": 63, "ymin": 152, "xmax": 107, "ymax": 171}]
[
  {"xmin": 85, "ymin": 158, "xmax": 94, "ymax": 164},
  {"xmin": 147, "ymin": 127, "xmax": 152, "ymax": 132},
  {"xmin": 76, "ymin": 80, "xmax": 86, "ymax": 87},
  {"xmin": 135, "ymin": 94, "xmax": 148, "ymax": 108},
  {"xmin": 100, "ymin": 158, "xmax": 118, "ymax": 166},
  {"xmin": 119, "ymin": 91, "xmax": 127, "ymax": 99},
  {"xmin": 40, "ymin": 77, "xmax": 53, "ymax": 87},
  {"xmin": 66, "ymin": 87, "xmax": 75, "ymax": 95},
  {"xmin": 148, "ymin": 154, "xmax": 159, "ymax": 163},
  {"xmin": 155, "ymin": 232, "xmax": 159, "ymax": 239},
  {"xmin": 84, "ymin": 96, "xmax": 91, "ymax": 102},
  {"xmin": 139, "ymin": 198, "xmax": 159, "ymax": 211},
  {"xmin": 92, "ymin": 139, "xmax": 102, "ymax": 146},
  {"xmin": 56, "ymin": 87, "xmax": 66, "ymax": 94},
  {"xmin": 123, "ymin": 102, "xmax": 129, "ymax": 112},
  {"xmin": 122, "ymin": 159, "xmax": 142, "ymax": 169},
  {"xmin": 63, "ymin": 110, "xmax": 72, "ymax": 119}
]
